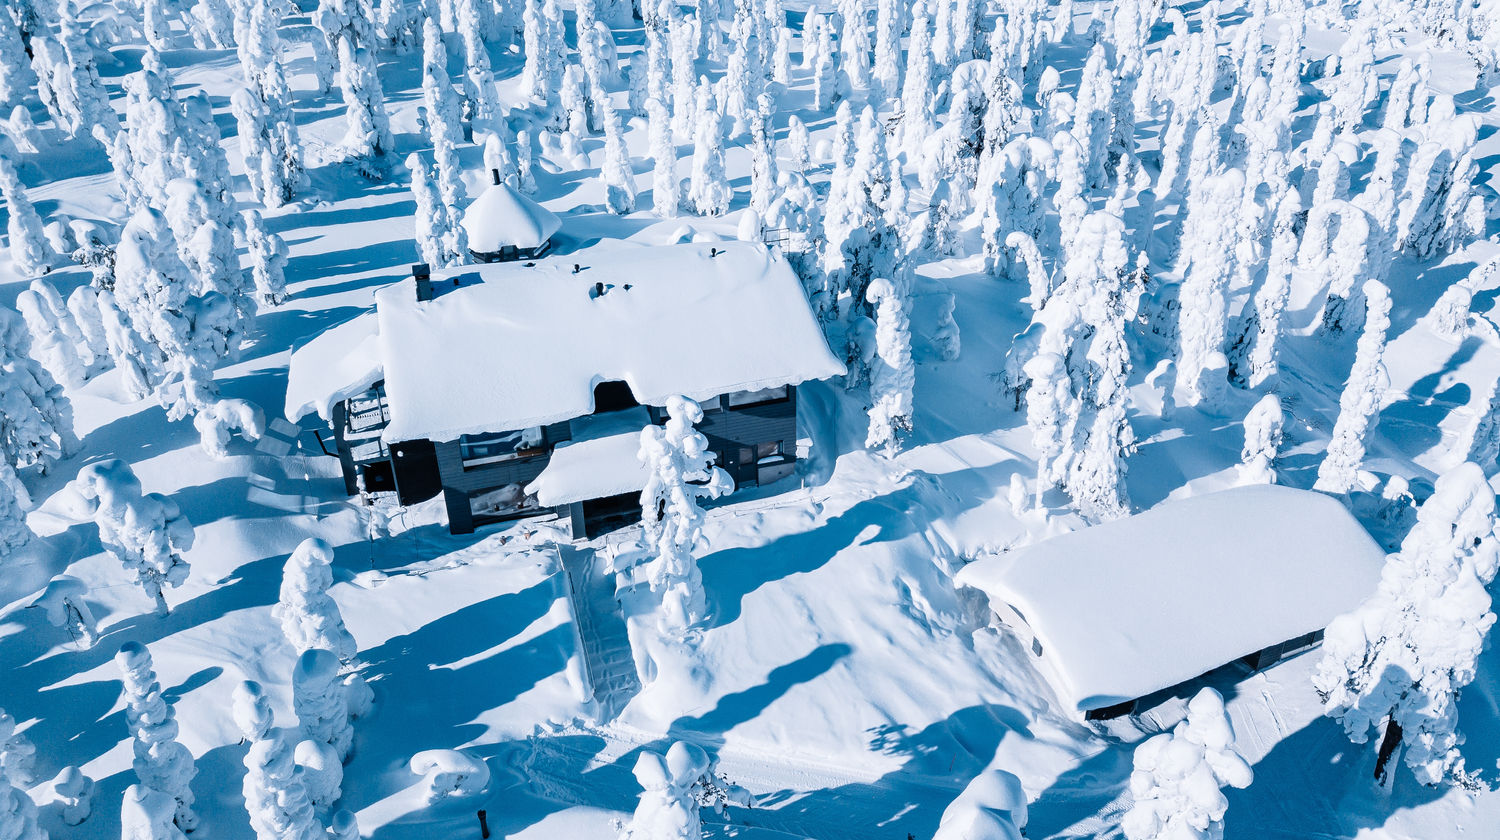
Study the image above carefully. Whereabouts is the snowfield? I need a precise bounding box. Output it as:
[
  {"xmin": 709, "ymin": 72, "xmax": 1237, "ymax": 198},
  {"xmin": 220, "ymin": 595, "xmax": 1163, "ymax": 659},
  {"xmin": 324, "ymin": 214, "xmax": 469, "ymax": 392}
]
[{"xmin": 4, "ymin": 0, "xmax": 1500, "ymax": 839}]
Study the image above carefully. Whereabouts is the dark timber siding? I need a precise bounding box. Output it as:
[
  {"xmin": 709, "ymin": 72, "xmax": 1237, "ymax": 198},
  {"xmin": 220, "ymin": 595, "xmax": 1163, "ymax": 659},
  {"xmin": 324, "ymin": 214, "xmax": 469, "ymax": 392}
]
[
  {"xmin": 437, "ymin": 421, "xmax": 571, "ymax": 534},
  {"xmin": 699, "ymin": 389, "xmax": 798, "ymax": 487}
]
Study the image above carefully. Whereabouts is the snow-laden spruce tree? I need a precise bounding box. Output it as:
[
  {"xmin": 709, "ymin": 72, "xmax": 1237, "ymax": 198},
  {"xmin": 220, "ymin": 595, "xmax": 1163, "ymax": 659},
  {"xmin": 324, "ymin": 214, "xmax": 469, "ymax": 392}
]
[
  {"xmin": 0, "ymin": 761, "xmax": 46, "ymax": 840},
  {"xmin": 646, "ymin": 98, "xmax": 678, "ymax": 218},
  {"xmin": 0, "ymin": 12, "xmax": 35, "ymax": 113},
  {"xmin": 1315, "ymin": 280, "xmax": 1393, "ymax": 495},
  {"xmin": 0, "ymin": 153, "xmax": 52, "ymax": 276},
  {"xmin": 193, "ymin": 398, "xmax": 265, "ymax": 458},
  {"xmin": 232, "ymin": 681, "xmax": 321, "ymax": 840},
  {"xmin": 115, "ymin": 642, "xmax": 198, "ymax": 832},
  {"xmin": 294, "ymin": 739, "xmax": 342, "ymax": 809},
  {"xmin": 0, "ymin": 461, "xmax": 31, "ymax": 552},
  {"xmin": 65, "ymin": 460, "xmax": 193, "ymax": 616},
  {"xmin": 294, "ymin": 649, "xmax": 353, "ymax": 762},
  {"xmin": 0, "ymin": 304, "xmax": 79, "ymax": 473},
  {"xmin": 53, "ymin": 765, "xmax": 93, "ymax": 826},
  {"xmin": 1314, "ymin": 462, "xmax": 1499, "ymax": 786},
  {"xmin": 1227, "ymin": 190, "xmax": 1300, "ymax": 389},
  {"xmin": 407, "ymin": 153, "xmax": 463, "ymax": 268},
  {"xmin": 1023, "ymin": 352, "xmax": 1078, "ymax": 512},
  {"xmin": 243, "ymin": 210, "xmax": 288, "ymax": 306},
  {"xmin": 230, "ymin": 0, "xmax": 305, "ymax": 207},
  {"xmin": 17, "ymin": 279, "xmax": 95, "ymax": 390},
  {"xmin": 0, "ymin": 709, "xmax": 35, "ymax": 786},
  {"xmin": 56, "ymin": 0, "xmax": 120, "ymax": 140},
  {"xmin": 687, "ymin": 80, "xmax": 730, "ymax": 217},
  {"xmin": 1238, "ymin": 394, "xmax": 1283, "ymax": 486},
  {"xmin": 638, "ymin": 396, "xmax": 733, "ymax": 634},
  {"xmin": 1122, "ymin": 688, "xmax": 1253, "ymax": 840},
  {"xmin": 1173, "ymin": 168, "xmax": 1246, "ymax": 409},
  {"xmin": 748, "ymin": 93, "xmax": 778, "ymax": 215},
  {"xmin": 619, "ymin": 742, "xmax": 717, "ymax": 840},
  {"xmin": 865, "ymin": 277, "xmax": 914, "ymax": 455},
  {"xmin": 601, "ymin": 105, "xmax": 637, "ymax": 215},
  {"xmin": 317, "ymin": 0, "xmax": 394, "ymax": 172},
  {"xmin": 421, "ymin": 16, "xmax": 465, "ymax": 209},
  {"xmin": 121, "ymin": 784, "xmax": 183, "ymax": 840},
  {"xmin": 275, "ymin": 537, "xmax": 358, "ymax": 664}
]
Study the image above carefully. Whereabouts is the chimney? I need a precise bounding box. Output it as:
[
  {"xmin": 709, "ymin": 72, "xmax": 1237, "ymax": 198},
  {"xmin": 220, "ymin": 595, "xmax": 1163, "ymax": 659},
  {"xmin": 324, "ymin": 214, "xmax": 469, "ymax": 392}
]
[
  {"xmin": 413, "ymin": 263, "xmax": 433, "ymax": 302},
  {"xmin": 594, "ymin": 281, "xmax": 604, "ymax": 298},
  {"xmin": 491, "ymin": 168, "xmax": 501, "ymax": 186}
]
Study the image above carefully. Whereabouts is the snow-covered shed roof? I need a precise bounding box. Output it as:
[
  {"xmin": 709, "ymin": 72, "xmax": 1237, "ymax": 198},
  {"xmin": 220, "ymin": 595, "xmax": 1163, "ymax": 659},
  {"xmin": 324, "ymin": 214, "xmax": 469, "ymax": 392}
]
[
  {"xmin": 955, "ymin": 485, "xmax": 1386, "ymax": 713},
  {"xmin": 373, "ymin": 239, "xmax": 845, "ymax": 444},
  {"xmin": 284, "ymin": 312, "xmax": 384, "ymax": 423},
  {"xmin": 526, "ymin": 407, "xmax": 652, "ymax": 506},
  {"xmin": 460, "ymin": 181, "xmax": 562, "ymax": 252}
]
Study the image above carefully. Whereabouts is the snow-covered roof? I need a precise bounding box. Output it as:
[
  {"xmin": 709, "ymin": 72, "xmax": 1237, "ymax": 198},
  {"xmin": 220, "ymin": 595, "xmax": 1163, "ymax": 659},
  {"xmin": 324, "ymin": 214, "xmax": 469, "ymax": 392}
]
[
  {"xmin": 373, "ymin": 239, "xmax": 845, "ymax": 444},
  {"xmin": 284, "ymin": 312, "xmax": 384, "ymax": 423},
  {"xmin": 955, "ymin": 485, "xmax": 1386, "ymax": 713},
  {"xmin": 525, "ymin": 407, "xmax": 653, "ymax": 506},
  {"xmin": 460, "ymin": 181, "xmax": 562, "ymax": 252}
]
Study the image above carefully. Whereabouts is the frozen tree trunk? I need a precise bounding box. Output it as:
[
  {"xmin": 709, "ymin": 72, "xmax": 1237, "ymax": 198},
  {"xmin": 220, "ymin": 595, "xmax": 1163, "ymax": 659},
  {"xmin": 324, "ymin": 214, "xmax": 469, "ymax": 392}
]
[
  {"xmin": 1315, "ymin": 281, "xmax": 1393, "ymax": 495},
  {"xmin": 115, "ymin": 642, "xmax": 197, "ymax": 832},
  {"xmin": 1314, "ymin": 462, "xmax": 1499, "ymax": 785}
]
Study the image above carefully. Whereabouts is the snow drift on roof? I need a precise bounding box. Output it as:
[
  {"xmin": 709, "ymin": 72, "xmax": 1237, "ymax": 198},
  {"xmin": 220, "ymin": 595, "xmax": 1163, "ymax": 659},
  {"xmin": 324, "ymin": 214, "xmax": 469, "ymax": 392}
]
[
  {"xmin": 284, "ymin": 312, "xmax": 383, "ymax": 423},
  {"xmin": 460, "ymin": 181, "xmax": 562, "ymax": 251},
  {"xmin": 375, "ymin": 240, "xmax": 845, "ymax": 444},
  {"xmin": 955, "ymin": 485, "xmax": 1386, "ymax": 713},
  {"xmin": 526, "ymin": 407, "xmax": 653, "ymax": 506}
]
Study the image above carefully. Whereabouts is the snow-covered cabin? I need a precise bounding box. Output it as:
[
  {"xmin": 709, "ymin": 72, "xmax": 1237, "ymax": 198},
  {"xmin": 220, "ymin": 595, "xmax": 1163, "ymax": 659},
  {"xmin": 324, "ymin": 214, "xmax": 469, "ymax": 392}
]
[
  {"xmin": 285, "ymin": 239, "xmax": 845, "ymax": 536},
  {"xmin": 461, "ymin": 171, "xmax": 563, "ymax": 263},
  {"xmin": 956, "ymin": 486, "xmax": 1386, "ymax": 720}
]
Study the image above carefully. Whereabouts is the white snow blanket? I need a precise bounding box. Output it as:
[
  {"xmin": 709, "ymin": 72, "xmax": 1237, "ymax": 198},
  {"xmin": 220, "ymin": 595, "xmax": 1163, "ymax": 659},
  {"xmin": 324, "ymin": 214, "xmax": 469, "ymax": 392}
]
[
  {"xmin": 461, "ymin": 181, "xmax": 562, "ymax": 251},
  {"xmin": 956, "ymin": 485, "xmax": 1386, "ymax": 713},
  {"xmin": 284, "ymin": 312, "xmax": 383, "ymax": 423},
  {"xmin": 373, "ymin": 240, "xmax": 844, "ymax": 443},
  {"xmin": 526, "ymin": 407, "xmax": 652, "ymax": 506}
]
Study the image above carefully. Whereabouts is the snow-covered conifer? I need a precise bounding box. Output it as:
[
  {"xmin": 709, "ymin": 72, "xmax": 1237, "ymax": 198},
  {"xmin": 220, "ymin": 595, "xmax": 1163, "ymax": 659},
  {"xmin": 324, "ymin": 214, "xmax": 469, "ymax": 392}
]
[
  {"xmin": 29, "ymin": 575, "xmax": 98, "ymax": 648},
  {"xmin": 0, "ymin": 153, "xmax": 52, "ymax": 276},
  {"xmin": 65, "ymin": 460, "xmax": 192, "ymax": 616},
  {"xmin": 0, "ymin": 710, "xmax": 35, "ymax": 787},
  {"xmin": 1315, "ymin": 462, "xmax": 1499, "ymax": 785},
  {"xmin": 687, "ymin": 81, "xmax": 730, "ymax": 216},
  {"xmin": 1122, "ymin": 688, "xmax": 1253, "ymax": 840},
  {"xmin": 15, "ymin": 280, "xmax": 92, "ymax": 390},
  {"xmin": 1024, "ymin": 352, "xmax": 1077, "ymax": 511},
  {"xmin": 865, "ymin": 277, "xmax": 914, "ymax": 455},
  {"xmin": 619, "ymin": 742, "xmax": 720, "ymax": 840},
  {"xmin": 748, "ymin": 93, "xmax": 778, "ymax": 215},
  {"xmin": 294, "ymin": 649, "xmax": 353, "ymax": 762},
  {"xmin": 1227, "ymin": 191, "xmax": 1300, "ymax": 389},
  {"xmin": 233, "ymin": 681, "xmax": 321, "ymax": 840},
  {"xmin": 55, "ymin": 2, "xmax": 119, "ymax": 140},
  {"xmin": 0, "ymin": 15, "xmax": 34, "ymax": 113},
  {"xmin": 1315, "ymin": 281, "xmax": 1393, "ymax": 495},
  {"xmin": 274, "ymin": 537, "xmax": 358, "ymax": 664},
  {"xmin": 811, "ymin": 14, "xmax": 837, "ymax": 111},
  {"xmin": 294, "ymin": 740, "xmax": 342, "ymax": 809},
  {"xmin": 645, "ymin": 98, "xmax": 679, "ymax": 218},
  {"xmin": 900, "ymin": 10, "xmax": 936, "ymax": 155},
  {"xmin": 121, "ymin": 784, "xmax": 183, "ymax": 840},
  {"xmin": 229, "ymin": 0, "xmax": 306, "ymax": 211},
  {"xmin": 115, "ymin": 642, "xmax": 197, "ymax": 832},
  {"xmin": 0, "ymin": 462, "xmax": 30, "ymax": 553},
  {"xmin": 601, "ymin": 105, "xmax": 636, "ymax": 215},
  {"xmin": 318, "ymin": 0, "xmax": 394, "ymax": 171},
  {"xmin": 0, "ymin": 305, "xmax": 78, "ymax": 473},
  {"xmin": 407, "ymin": 153, "xmax": 457, "ymax": 268},
  {"xmin": 638, "ymin": 396, "xmax": 733, "ymax": 633},
  {"xmin": 52, "ymin": 766, "xmax": 93, "ymax": 826},
  {"xmin": 243, "ymin": 210, "xmax": 288, "ymax": 306},
  {"xmin": 193, "ymin": 398, "xmax": 265, "ymax": 458},
  {"xmin": 1173, "ymin": 168, "xmax": 1245, "ymax": 408},
  {"xmin": 1238, "ymin": 394, "xmax": 1283, "ymax": 486}
]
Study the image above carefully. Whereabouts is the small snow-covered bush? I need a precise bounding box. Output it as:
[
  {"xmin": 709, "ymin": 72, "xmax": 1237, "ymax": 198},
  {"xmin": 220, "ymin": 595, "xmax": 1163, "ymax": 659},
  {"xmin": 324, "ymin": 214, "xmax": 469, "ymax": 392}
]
[
  {"xmin": 28, "ymin": 575, "xmax": 97, "ymax": 647},
  {"xmin": 1238, "ymin": 394, "xmax": 1284, "ymax": 486},
  {"xmin": 933, "ymin": 768, "xmax": 1027, "ymax": 840},
  {"xmin": 121, "ymin": 784, "xmax": 185, "ymax": 840},
  {"xmin": 51, "ymin": 766, "xmax": 94, "ymax": 826},
  {"xmin": 1122, "ymin": 688, "xmax": 1253, "ymax": 840},
  {"xmin": 408, "ymin": 749, "xmax": 489, "ymax": 804},
  {"xmin": 64, "ymin": 460, "xmax": 193, "ymax": 616},
  {"xmin": 0, "ymin": 708, "xmax": 36, "ymax": 787}
]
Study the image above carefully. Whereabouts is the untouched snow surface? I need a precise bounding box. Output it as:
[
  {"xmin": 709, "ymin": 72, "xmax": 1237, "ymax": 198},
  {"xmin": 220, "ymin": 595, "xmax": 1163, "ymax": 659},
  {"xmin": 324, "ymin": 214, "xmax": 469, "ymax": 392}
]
[{"xmin": 957, "ymin": 485, "xmax": 1387, "ymax": 713}]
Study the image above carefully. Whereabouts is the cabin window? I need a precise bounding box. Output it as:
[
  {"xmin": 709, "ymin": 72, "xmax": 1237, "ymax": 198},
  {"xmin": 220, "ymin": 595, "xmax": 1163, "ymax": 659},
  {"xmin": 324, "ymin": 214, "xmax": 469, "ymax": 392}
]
[
  {"xmin": 460, "ymin": 427, "xmax": 545, "ymax": 467},
  {"xmin": 699, "ymin": 394, "xmax": 722, "ymax": 412},
  {"xmin": 726, "ymin": 385, "xmax": 789, "ymax": 408},
  {"xmin": 755, "ymin": 441, "xmax": 789, "ymax": 464},
  {"xmin": 1031, "ymin": 637, "xmax": 1044, "ymax": 657}
]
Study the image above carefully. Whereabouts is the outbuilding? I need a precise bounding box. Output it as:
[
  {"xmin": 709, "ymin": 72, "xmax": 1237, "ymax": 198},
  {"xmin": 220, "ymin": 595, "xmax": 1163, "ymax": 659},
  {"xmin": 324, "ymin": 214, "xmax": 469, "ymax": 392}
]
[
  {"xmin": 956, "ymin": 485, "xmax": 1387, "ymax": 720},
  {"xmin": 461, "ymin": 171, "xmax": 562, "ymax": 263}
]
